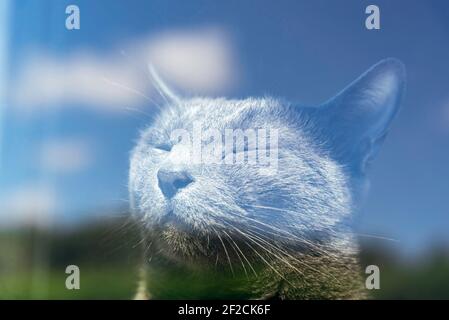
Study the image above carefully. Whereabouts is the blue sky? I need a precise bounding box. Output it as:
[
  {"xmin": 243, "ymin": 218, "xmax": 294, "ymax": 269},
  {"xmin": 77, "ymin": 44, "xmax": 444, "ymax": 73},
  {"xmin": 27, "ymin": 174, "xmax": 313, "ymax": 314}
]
[{"xmin": 0, "ymin": 0, "xmax": 448, "ymax": 255}]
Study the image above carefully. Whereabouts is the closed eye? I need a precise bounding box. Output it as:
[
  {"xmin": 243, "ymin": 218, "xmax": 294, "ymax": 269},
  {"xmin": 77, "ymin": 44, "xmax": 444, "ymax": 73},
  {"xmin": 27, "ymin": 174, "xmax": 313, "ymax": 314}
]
[{"xmin": 154, "ymin": 143, "xmax": 172, "ymax": 152}]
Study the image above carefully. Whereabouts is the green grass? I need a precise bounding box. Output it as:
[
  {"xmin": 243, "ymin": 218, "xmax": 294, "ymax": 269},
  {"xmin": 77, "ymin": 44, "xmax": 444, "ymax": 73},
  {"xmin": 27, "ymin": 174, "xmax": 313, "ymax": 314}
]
[
  {"xmin": 0, "ymin": 266, "xmax": 138, "ymax": 299},
  {"xmin": 1, "ymin": 219, "xmax": 449, "ymax": 299}
]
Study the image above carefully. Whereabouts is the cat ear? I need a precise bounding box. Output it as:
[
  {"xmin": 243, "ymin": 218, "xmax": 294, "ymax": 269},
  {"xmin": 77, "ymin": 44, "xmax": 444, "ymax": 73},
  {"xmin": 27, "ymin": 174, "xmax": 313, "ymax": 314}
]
[
  {"xmin": 314, "ymin": 58, "xmax": 406, "ymax": 174},
  {"xmin": 148, "ymin": 64, "xmax": 180, "ymax": 103}
]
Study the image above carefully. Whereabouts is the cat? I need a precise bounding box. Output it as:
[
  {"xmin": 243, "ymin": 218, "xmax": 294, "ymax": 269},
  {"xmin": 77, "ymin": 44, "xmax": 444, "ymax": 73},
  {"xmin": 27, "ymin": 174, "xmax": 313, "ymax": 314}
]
[{"xmin": 129, "ymin": 58, "xmax": 406, "ymax": 299}]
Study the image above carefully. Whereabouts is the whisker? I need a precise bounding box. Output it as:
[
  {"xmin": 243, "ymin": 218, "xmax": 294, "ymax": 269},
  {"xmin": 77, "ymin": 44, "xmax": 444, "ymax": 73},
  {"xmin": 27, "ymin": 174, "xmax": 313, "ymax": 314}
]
[
  {"xmin": 355, "ymin": 233, "xmax": 399, "ymax": 242},
  {"xmin": 102, "ymin": 77, "xmax": 153, "ymax": 103},
  {"xmin": 211, "ymin": 226, "xmax": 234, "ymax": 276},
  {"xmin": 221, "ymin": 229, "xmax": 248, "ymax": 278},
  {"xmin": 240, "ymin": 236, "xmax": 295, "ymax": 287},
  {"xmin": 245, "ymin": 228, "xmax": 342, "ymax": 284},
  {"xmin": 225, "ymin": 209, "xmax": 341, "ymax": 262},
  {"xmin": 148, "ymin": 64, "xmax": 179, "ymax": 104},
  {"xmin": 226, "ymin": 223, "xmax": 305, "ymax": 277}
]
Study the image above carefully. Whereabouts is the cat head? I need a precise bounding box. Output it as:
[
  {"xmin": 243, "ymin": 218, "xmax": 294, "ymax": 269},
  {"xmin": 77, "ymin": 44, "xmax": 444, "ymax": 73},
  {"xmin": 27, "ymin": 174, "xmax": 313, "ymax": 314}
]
[{"xmin": 129, "ymin": 59, "xmax": 405, "ymax": 265}]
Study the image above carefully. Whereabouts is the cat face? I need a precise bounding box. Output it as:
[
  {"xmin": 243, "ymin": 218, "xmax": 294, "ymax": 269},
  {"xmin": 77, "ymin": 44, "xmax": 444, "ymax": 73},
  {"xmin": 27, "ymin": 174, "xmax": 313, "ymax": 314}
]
[{"xmin": 129, "ymin": 59, "xmax": 405, "ymax": 265}]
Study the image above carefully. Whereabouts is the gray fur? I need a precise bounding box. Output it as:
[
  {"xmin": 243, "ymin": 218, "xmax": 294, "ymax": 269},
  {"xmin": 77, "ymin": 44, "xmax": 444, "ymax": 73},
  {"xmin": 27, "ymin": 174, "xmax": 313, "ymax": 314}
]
[{"xmin": 129, "ymin": 59, "xmax": 405, "ymax": 299}]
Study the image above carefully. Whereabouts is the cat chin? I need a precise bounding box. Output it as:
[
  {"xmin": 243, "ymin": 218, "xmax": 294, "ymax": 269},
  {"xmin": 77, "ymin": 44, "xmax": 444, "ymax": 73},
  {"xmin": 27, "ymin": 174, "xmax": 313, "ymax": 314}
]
[
  {"xmin": 146, "ymin": 229, "xmax": 253, "ymax": 269},
  {"xmin": 143, "ymin": 216, "xmax": 310, "ymax": 270}
]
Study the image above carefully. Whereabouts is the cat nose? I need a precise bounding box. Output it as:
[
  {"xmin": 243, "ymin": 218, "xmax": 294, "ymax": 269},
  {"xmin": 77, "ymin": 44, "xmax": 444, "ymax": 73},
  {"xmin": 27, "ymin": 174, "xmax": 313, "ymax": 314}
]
[{"xmin": 157, "ymin": 168, "xmax": 193, "ymax": 199}]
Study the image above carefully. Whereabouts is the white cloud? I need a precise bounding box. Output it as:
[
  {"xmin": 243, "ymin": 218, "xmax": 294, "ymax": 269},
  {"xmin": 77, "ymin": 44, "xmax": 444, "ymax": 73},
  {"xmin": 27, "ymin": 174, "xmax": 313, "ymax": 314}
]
[
  {"xmin": 11, "ymin": 27, "xmax": 238, "ymax": 114},
  {"xmin": 143, "ymin": 28, "xmax": 236, "ymax": 93},
  {"xmin": 40, "ymin": 138, "xmax": 93, "ymax": 174},
  {"xmin": 12, "ymin": 52, "xmax": 146, "ymax": 113},
  {"xmin": 0, "ymin": 184, "xmax": 57, "ymax": 228}
]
